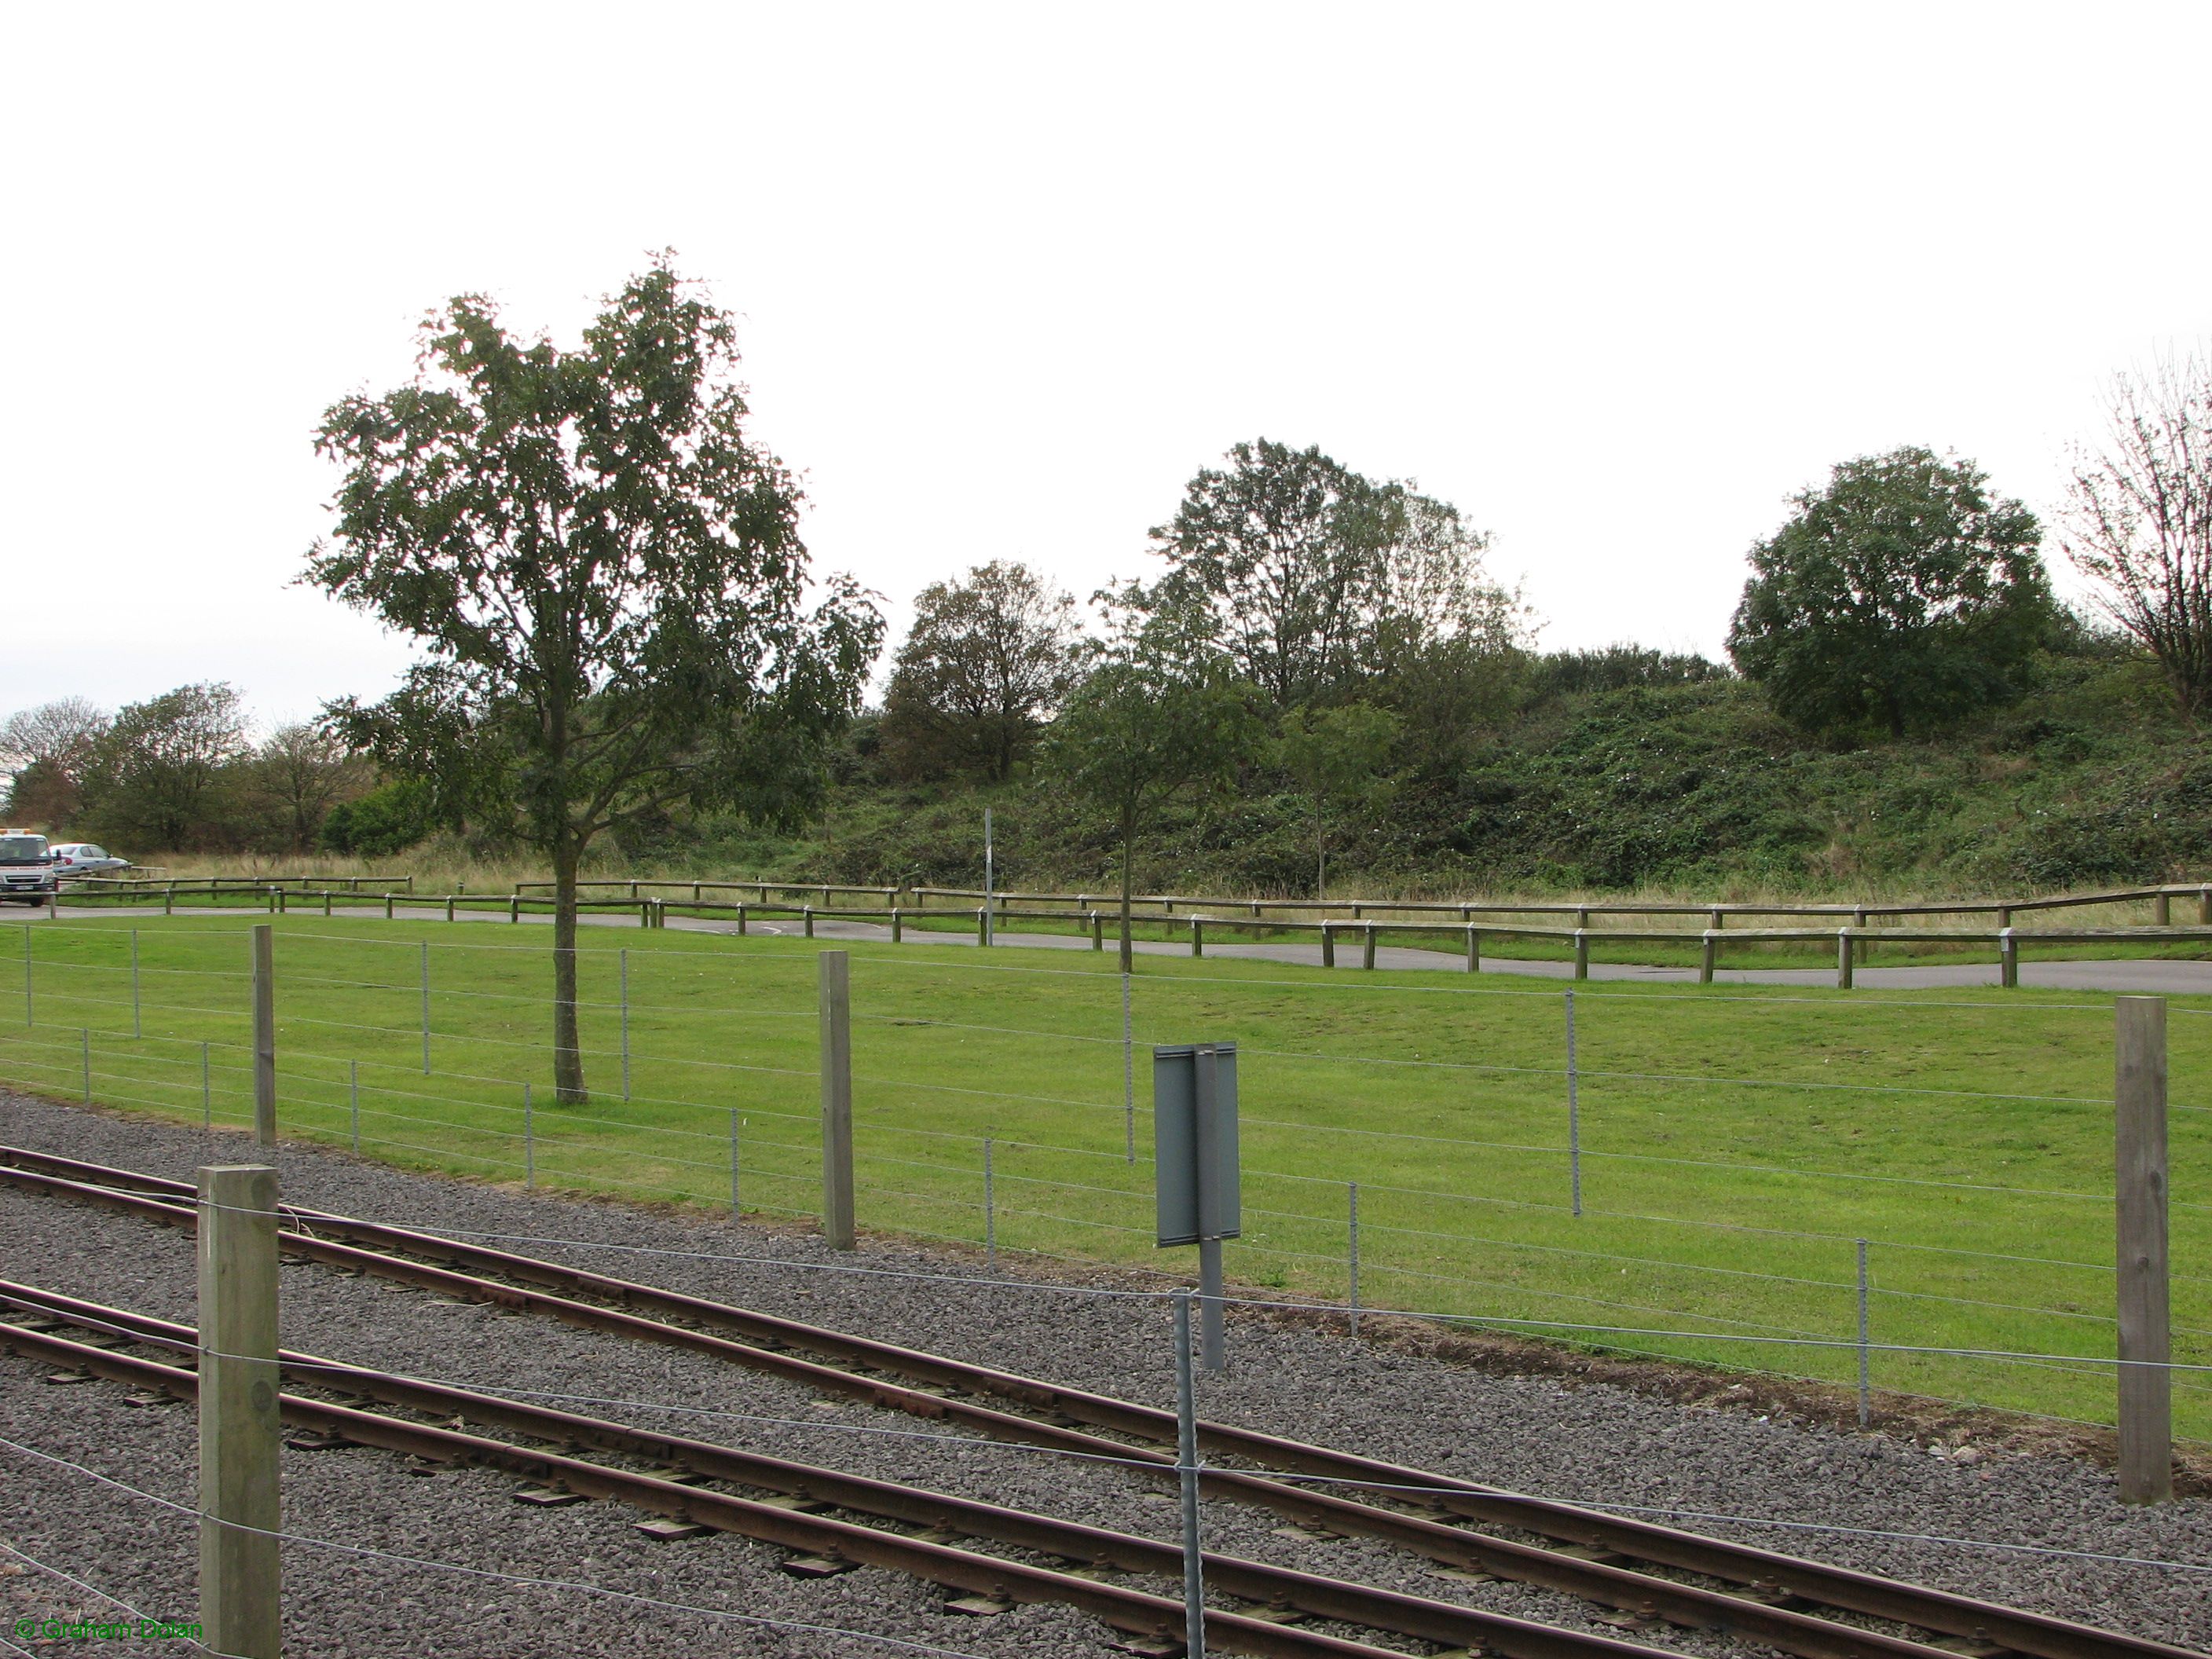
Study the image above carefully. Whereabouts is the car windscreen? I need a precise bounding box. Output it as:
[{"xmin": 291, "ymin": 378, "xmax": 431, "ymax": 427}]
[{"xmin": 0, "ymin": 838, "xmax": 48, "ymax": 863}]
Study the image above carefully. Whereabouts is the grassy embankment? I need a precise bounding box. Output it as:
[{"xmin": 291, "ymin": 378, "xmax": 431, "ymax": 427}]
[{"xmin": 0, "ymin": 910, "xmax": 2204, "ymax": 1441}]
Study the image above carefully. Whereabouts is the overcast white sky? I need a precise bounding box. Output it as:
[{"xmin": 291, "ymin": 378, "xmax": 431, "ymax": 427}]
[{"xmin": 4, "ymin": 2, "xmax": 2207, "ymax": 729}]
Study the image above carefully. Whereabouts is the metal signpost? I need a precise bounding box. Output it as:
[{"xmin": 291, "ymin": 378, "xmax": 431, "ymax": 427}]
[
  {"xmin": 983, "ymin": 807, "xmax": 994, "ymax": 946},
  {"xmin": 1155, "ymin": 1041, "xmax": 1240, "ymax": 1371}
]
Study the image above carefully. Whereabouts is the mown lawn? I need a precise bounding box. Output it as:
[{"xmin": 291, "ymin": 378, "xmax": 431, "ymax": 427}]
[{"xmin": 1, "ymin": 907, "xmax": 2205, "ymax": 1441}]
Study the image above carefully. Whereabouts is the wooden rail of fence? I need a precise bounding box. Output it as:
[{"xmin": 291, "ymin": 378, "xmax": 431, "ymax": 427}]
[
  {"xmin": 512, "ymin": 877, "xmax": 901, "ymax": 906},
  {"xmin": 906, "ymin": 881, "xmax": 2212, "ymax": 928},
  {"xmin": 53, "ymin": 881, "xmax": 2212, "ymax": 986},
  {"xmin": 68, "ymin": 873, "xmax": 414, "ymax": 893}
]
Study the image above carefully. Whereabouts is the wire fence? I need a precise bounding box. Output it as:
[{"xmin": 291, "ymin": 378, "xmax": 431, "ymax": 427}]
[{"xmin": 0, "ymin": 912, "xmax": 2204, "ymax": 1447}]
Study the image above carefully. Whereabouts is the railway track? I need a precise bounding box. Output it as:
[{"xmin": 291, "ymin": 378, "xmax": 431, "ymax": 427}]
[
  {"xmin": 0, "ymin": 1141, "xmax": 2194, "ymax": 1659},
  {"xmin": 1, "ymin": 1276, "xmax": 1674, "ymax": 1659}
]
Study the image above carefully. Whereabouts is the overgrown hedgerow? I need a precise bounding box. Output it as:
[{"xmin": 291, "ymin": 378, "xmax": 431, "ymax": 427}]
[{"xmin": 613, "ymin": 647, "xmax": 2208, "ymax": 899}]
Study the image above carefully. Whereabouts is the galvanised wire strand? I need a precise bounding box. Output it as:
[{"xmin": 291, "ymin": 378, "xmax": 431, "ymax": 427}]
[
  {"xmin": 0, "ymin": 1537, "xmax": 159, "ymax": 1649},
  {"xmin": 1232, "ymin": 1109, "xmax": 2144, "ymax": 1204},
  {"xmin": 1229, "ymin": 1040, "xmax": 2115, "ymax": 1107},
  {"xmin": 26, "ymin": 1035, "xmax": 2212, "ymax": 1291},
  {"xmin": 16, "ymin": 1041, "xmax": 2212, "ymax": 1287},
  {"xmin": 42, "ymin": 993, "xmax": 2212, "ymax": 1133},
  {"xmin": 45, "ymin": 1092, "xmax": 2188, "ymax": 1340},
  {"xmin": 23, "ymin": 993, "xmax": 2212, "ymax": 1313},
  {"xmin": 152, "ymin": 1191, "xmax": 2212, "ymax": 1375}
]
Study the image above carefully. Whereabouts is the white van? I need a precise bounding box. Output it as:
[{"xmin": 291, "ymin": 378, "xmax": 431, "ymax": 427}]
[{"xmin": 0, "ymin": 831, "xmax": 57, "ymax": 903}]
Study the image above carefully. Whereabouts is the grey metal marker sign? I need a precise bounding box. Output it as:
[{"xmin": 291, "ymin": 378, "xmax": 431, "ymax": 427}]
[
  {"xmin": 1157, "ymin": 1042, "xmax": 1239, "ymax": 1372},
  {"xmin": 1155, "ymin": 1042, "xmax": 1240, "ymax": 1245}
]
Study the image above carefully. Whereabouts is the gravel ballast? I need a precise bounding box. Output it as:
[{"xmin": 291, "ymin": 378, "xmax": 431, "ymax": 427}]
[{"xmin": 2, "ymin": 1089, "xmax": 2207, "ymax": 1656}]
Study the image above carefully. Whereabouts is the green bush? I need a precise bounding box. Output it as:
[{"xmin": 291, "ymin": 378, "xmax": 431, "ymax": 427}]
[{"xmin": 320, "ymin": 778, "xmax": 437, "ymax": 857}]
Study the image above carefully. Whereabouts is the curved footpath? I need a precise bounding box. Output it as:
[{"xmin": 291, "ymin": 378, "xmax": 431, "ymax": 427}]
[{"xmin": 46, "ymin": 901, "xmax": 2212, "ymax": 994}]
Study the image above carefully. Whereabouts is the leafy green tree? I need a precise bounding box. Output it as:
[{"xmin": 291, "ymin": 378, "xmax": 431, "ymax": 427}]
[
  {"xmin": 880, "ymin": 561, "xmax": 1082, "ymax": 782},
  {"xmin": 1040, "ymin": 613, "xmax": 1259, "ymax": 970},
  {"xmin": 1273, "ymin": 702, "xmax": 1399, "ymax": 899},
  {"xmin": 79, "ymin": 683, "xmax": 251, "ymax": 850},
  {"xmin": 1727, "ymin": 448, "xmax": 2051, "ymax": 738},
  {"xmin": 308, "ymin": 262, "xmax": 882, "ymax": 1104},
  {"xmin": 320, "ymin": 777, "xmax": 438, "ymax": 857},
  {"xmin": 1140, "ymin": 440, "xmax": 1519, "ymax": 711},
  {"xmin": 1, "ymin": 759, "xmax": 78, "ymax": 830}
]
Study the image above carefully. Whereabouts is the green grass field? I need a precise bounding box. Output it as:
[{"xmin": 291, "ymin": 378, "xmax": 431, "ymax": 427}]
[{"xmin": 2, "ymin": 908, "xmax": 2206, "ymax": 1445}]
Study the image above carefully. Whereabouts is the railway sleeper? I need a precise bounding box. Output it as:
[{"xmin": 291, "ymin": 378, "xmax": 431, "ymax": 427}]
[
  {"xmin": 0, "ymin": 1310, "xmax": 1707, "ymax": 1659},
  {"xmin": 0, "ymin": 1264, "xmax": 2079, "ymax": 1659},
  {"xmin": 0, "ymin": 1150, "xmax": 2193, "ymax": 1659}
]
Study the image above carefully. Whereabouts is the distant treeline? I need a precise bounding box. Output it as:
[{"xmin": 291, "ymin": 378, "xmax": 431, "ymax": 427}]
[{"xmin": 6, "ymin": 346, "xmax": 2210, "ymax": 899}]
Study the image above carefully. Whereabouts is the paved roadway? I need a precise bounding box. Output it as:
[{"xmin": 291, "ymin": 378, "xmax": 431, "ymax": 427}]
[{"xmin": 52, "ymin": 896, "xmax": 2204, "ymax": 994}]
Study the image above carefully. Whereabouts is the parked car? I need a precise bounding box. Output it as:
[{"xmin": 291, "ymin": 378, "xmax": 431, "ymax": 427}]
[
  {"xmin": 50, "ymin": 843, "xmax": 130, "ymax": 877},
  {"xmin": 0, "ymin": 831, "xmax": 57, "ymax": 903}
]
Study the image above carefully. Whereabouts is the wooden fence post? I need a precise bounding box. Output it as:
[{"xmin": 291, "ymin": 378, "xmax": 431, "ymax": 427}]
[
  {"xmin": 2116, "ymin": 995, "xmax": 2172, "ymax": 1503},
  {"xmin": 2000, "ymin": 928, "xmax": 2019, "ymax": 989},
  {"xmin": 1192, "ymin": 917, "xmax": 1204, "ymax": 958},
  {"xmin": 1700, "ymin": 930, "xmax": 1716, "ymax": 986},
  {"xmin": 1361, "ymin": 924, "xmax": 1376, "ymax": 970},
  {"xmin": 198, "ymin": 1163, "xmax": 282, "ymax": 1658},
  {"xmin": 251, "ymin": 925, "xmax": 275, "ymax": 1147},
  {"xmin": 1465, "ymin": 926, "xmax": 1480, "ymax": 973},
  {"xmin": 1321, "ymin": 924, "xmax": 1335, "ymax": 969},
  {"xmin": 1837, "ymin": 928, "xmax": 1853, "ymax": 991},
  {"xmin": 819, "ymin": 951, "xmax": 855, "ymax": 1250},
  {"xmin": 892, "ymin": 907, "xmax": 903, "ymax": 943},
  {"xmin": 2155, "ymin": 892, "xmax": 2172, "ymax": 927},
  {"xmin": 1573, "ymin": 928, "xmax": 1589, "ymax": 980}
]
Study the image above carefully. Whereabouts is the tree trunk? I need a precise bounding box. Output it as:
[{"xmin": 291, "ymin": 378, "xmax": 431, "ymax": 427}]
[
  {"xmin": 552, "ymin": 826, "xmax": 586, "ymax": 1105},
  {"xmin": 1118, "ymin": 803, "xmax": 1135, "ymax": 976},
  {"xmin": 1316, "ymin": 804, "xmax": 1328, "ymax": 903}
]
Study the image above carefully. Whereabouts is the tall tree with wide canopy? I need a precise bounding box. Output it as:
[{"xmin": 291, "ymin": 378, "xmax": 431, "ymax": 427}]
[
  {"xmin": 1140, "ymin": 439, "xmax": 1518, "ymax": 712},
  {"xmin": 79, "ymin": 683, "xmax": 250, "ymax": 848},
  {"xmin": 0, "ymin": 697, "xmax": 111, "ymax": 828},
  {"xmin": 1727, "ymin": 448, "xmax": 2050, "ymax": 738},
  {"xmin": 309, "ymin": 262, "xmax": 881, "ymax": 1104},
  {"xmin": 880, "ymin": 560, "xmax": 1082, "ymax": 781}
]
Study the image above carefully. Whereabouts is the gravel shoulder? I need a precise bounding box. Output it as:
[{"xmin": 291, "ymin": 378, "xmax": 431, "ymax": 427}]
[{"xmin": 2, "ymin": 1088, "xmax": 2207, "ymax": 1656}]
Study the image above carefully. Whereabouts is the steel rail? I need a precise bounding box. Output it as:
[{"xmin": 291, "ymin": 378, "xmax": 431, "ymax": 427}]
[
  {"xmin": 0, "ymin": 1163, "xmax": 1903, "ymax": 1659},
  {"xmin": 0, "ymin": 1143, "xmax": 2194, "ymax": 1659},
  {"xmin": 1, "ymin": 1278, "xmax": 1696, "ymax": 1659},
  {"xmin": 0, "ymin": 1317, "xmax": 1439, "ymax": 1659}
]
